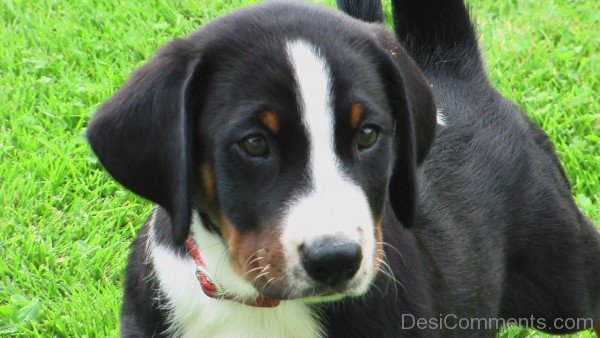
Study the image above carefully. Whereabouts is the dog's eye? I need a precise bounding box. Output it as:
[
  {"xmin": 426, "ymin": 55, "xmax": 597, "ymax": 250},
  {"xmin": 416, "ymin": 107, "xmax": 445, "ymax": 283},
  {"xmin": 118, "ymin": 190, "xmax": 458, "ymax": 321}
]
[
  {"xmin": 356, "ymin": 125, "xmax": 379, "ymax": 150},
  {"xmin": 240, "ymin": 135, "xmax": 269, "ymax": 157}
]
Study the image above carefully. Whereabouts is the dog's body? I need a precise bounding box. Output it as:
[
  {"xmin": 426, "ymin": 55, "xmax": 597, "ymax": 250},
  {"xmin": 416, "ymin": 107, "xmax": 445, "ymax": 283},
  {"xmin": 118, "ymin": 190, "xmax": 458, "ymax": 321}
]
[{"xmin": 88, "ymin": 0, "xmax": 600, "ymax": 337}]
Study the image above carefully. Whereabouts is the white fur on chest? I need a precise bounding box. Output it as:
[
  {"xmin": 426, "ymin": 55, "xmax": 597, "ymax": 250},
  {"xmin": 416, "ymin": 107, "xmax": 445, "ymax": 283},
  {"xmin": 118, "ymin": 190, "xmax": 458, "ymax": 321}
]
[{"xmin": 147, "ymin": 211, "xmax": 322, "ymax": 337}]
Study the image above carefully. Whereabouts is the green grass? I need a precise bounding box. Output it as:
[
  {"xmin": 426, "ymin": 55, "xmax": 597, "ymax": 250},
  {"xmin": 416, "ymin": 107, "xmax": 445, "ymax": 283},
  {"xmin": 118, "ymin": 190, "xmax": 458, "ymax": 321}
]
[{"xmin": 0, "ymin": 0, "xmax": 597, "ymax": 336}]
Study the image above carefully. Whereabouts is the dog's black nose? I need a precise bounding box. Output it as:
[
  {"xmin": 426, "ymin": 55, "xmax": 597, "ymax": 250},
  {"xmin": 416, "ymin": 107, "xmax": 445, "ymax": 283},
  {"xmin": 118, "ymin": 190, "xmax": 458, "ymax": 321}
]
[{"xmin": 301, "ymin": 237, "xmax": 362, "ymax": 286}]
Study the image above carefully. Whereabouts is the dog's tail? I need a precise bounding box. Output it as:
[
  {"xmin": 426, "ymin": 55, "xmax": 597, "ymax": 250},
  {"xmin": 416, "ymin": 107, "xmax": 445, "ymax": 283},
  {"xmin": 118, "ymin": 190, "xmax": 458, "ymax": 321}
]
[
  {"xmin": 390, "ymin": 0, "xmax": 483, "ymax": 76},
  {"xmin": 338, "ymin": 0, "xmax": 484, "ymax": 77},
  {"xmin": 336, "ymin": 0, "xmax": 383, "ymax": 23}
]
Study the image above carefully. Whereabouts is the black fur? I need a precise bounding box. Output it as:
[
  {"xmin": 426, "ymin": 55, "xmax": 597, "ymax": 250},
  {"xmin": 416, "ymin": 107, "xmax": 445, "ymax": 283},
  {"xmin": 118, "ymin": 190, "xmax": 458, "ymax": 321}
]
[
  {"xmin": 335, "ymin": 0, "xmax": 383, "ymax": 23},
  {"xmin": 390, "ymin": 0, "xmax": 483, "ymax": 77},
  {"xmin": 87, "ymin": 0, "xmax": 600, "ymax": 336}
]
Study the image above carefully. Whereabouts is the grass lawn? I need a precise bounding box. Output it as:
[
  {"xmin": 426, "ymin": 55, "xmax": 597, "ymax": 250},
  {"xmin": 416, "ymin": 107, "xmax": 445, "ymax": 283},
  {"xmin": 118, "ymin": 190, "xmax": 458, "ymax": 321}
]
[{"xmin": 1, "ymin": 0, "xmax": 598, "ymax": 336}]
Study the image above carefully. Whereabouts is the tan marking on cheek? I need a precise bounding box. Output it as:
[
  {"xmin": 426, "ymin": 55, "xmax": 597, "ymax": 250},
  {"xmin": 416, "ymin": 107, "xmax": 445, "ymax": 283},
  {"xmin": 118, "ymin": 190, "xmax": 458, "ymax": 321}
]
[
  {"xmin": 254, "ymin": 226, "xmax": 287, "ymax": 286},
  {"xmin": 201, "ymin": 165, "xmax": 216, "ymax": 202},
  {"xmin": 350, "ymin": 102, "xmax": 363, "ymax": 129},
  {"xmin": 199, "ymin": 166, "xmax": 229, "ymax": 238},
  {"xmin": 220, "ymin": 219, "xmax": 287, "ymax": 288},
  {"xmin": 260, "ymin": 110, "xmax": 280, "ymax": 134},
  {"xmin": 216, "ymin": 217, "xmax": 243, "ymax": 274}
]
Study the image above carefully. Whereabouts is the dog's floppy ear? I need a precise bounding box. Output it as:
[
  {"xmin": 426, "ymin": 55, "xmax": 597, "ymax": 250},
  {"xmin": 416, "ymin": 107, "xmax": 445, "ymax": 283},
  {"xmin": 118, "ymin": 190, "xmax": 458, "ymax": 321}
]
[
  {"xmin": 372, "ymin": 31, "xmax": 437, "ymax": 227},
  {"xmin": 87, "ymin": 39, "xmax": 202, "ymax": 244}
]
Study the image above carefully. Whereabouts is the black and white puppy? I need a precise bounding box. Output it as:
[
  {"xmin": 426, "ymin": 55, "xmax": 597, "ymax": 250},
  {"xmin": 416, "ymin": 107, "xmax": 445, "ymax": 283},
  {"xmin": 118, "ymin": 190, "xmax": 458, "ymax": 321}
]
[{"xmin": 87, "ymin": 0, "xmax": 600, "ymax": 336}]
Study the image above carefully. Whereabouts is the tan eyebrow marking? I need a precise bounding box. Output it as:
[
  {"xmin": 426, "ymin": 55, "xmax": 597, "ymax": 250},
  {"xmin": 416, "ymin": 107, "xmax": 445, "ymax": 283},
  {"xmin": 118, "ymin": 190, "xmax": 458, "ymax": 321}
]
[
  {"xmin": 350, "ymin": 102, "xmax": 363, "ymax": 129},
  {"xmin": 260, "ymin": 110, "xmax": 280, "ymax": 134}
]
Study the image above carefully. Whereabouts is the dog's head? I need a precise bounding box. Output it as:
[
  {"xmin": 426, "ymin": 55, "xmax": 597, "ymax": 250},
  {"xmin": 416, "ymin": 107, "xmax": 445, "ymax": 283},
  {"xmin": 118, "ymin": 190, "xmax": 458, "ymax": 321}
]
[{"xmin": 88, "ymin": 2, "xmax": 436, "ymax": 301}]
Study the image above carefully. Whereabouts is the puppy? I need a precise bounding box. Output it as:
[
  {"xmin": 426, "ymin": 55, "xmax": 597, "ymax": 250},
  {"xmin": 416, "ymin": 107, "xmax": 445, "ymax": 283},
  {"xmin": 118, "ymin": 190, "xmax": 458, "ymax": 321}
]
[{"xmin": 88, "ymin": 0, "xmax": 600, "ymax": 336}]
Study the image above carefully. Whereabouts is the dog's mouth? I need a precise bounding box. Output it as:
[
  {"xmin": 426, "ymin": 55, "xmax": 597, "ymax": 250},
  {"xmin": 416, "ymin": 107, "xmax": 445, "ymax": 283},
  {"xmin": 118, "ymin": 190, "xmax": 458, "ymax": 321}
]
[
  {"xmin": 237, "ymin": 243, "xmax": 382, "ymax": 303},
  {"xmin": 249, "ymin": 275, "xmax": 367, "ymax": 302}
]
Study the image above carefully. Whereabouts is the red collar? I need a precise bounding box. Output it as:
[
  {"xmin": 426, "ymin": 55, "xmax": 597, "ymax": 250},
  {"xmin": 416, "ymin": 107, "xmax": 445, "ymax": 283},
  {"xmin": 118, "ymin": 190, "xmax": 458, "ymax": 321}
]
[{"xmin": 185, "ymin": 237, "xmax": 280, "ymax": 308}]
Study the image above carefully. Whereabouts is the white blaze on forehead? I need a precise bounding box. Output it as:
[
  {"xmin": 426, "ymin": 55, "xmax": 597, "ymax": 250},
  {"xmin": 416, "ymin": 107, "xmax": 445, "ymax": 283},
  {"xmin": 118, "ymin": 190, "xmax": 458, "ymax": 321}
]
[
  {"xmin": 284, "ymin": 40, "xmax": 375, "ymax": 288},
  {"xmin": 286, "ymin": 40, "xmax": 333, "ymax": 180}
]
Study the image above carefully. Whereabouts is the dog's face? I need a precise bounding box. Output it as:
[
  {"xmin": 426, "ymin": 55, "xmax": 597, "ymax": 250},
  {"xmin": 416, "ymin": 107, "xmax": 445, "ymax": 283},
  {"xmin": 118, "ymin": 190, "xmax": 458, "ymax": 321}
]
[
  {"xmin": 196, "ymin": 38, "xmax": 395, "ymax": 300},
  {"xmin": 88, "ymin": 2, "xmax": 436, "ymax": 301}
]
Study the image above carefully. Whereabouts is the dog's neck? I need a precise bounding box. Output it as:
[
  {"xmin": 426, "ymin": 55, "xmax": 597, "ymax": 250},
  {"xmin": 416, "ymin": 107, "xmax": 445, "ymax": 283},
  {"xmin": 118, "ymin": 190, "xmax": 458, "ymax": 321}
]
[{"xmin": 147, "ymin": 209, "xmax": 322, "ymax": 337}]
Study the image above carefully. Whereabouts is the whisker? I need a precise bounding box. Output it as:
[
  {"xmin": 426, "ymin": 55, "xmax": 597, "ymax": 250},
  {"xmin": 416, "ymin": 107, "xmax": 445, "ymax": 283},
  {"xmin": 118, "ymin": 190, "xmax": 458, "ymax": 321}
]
[
  {"xmin": 214, "ymin": 247, "xmax": 229, "ymax": 279},
  {"xmin": 378, "ymin": 241, "xmax": 407, "ymax": 267},
  {"xmin": 260, "ymin": 264, "xmax": 271, "ymax": 275},
  {"xmin": 201, "ymin": 241, "xmax": 227, "ymax": 251},
  {"xmin": 262, "ymin": 276, "xmax": 280, "ymax": 295},
  {"xmin": 368, "ymin": 280, "xmax": 385, "ymax": 297},
  {"xmin": 241, "ymin": 262, "xmax": 266, "ymax": 278},
  {"xmin": 280, "ymin": 275, "xmax": 298, "ymax": 299},
  {"xmin": 285, "ymin": 280, "xmax": 297, "ymax": 299},
  {"xmin": 241, "ymin": 255, "xmax": 265, "ymax": 277},
  {"xmin": 249, "ymin": 264, "xmax": 271, "ymax": 285},
  {"xmin": 247, "ymin": 255, "xmax": 265, "ymax": 268},
  {"xmin": 377, "ymin": 259, "xmax": 395, "ymax": 296},
  {"xmin": 376, "ymin": 257, "xmax": 405, "ymax": 301},
  {"xmin": 241, "ymin": 249, "xmax": 265, "ymax": 275},
  {"xmin": 251, "ymin": 270, "xmax": 270, "ymax": 286}
]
